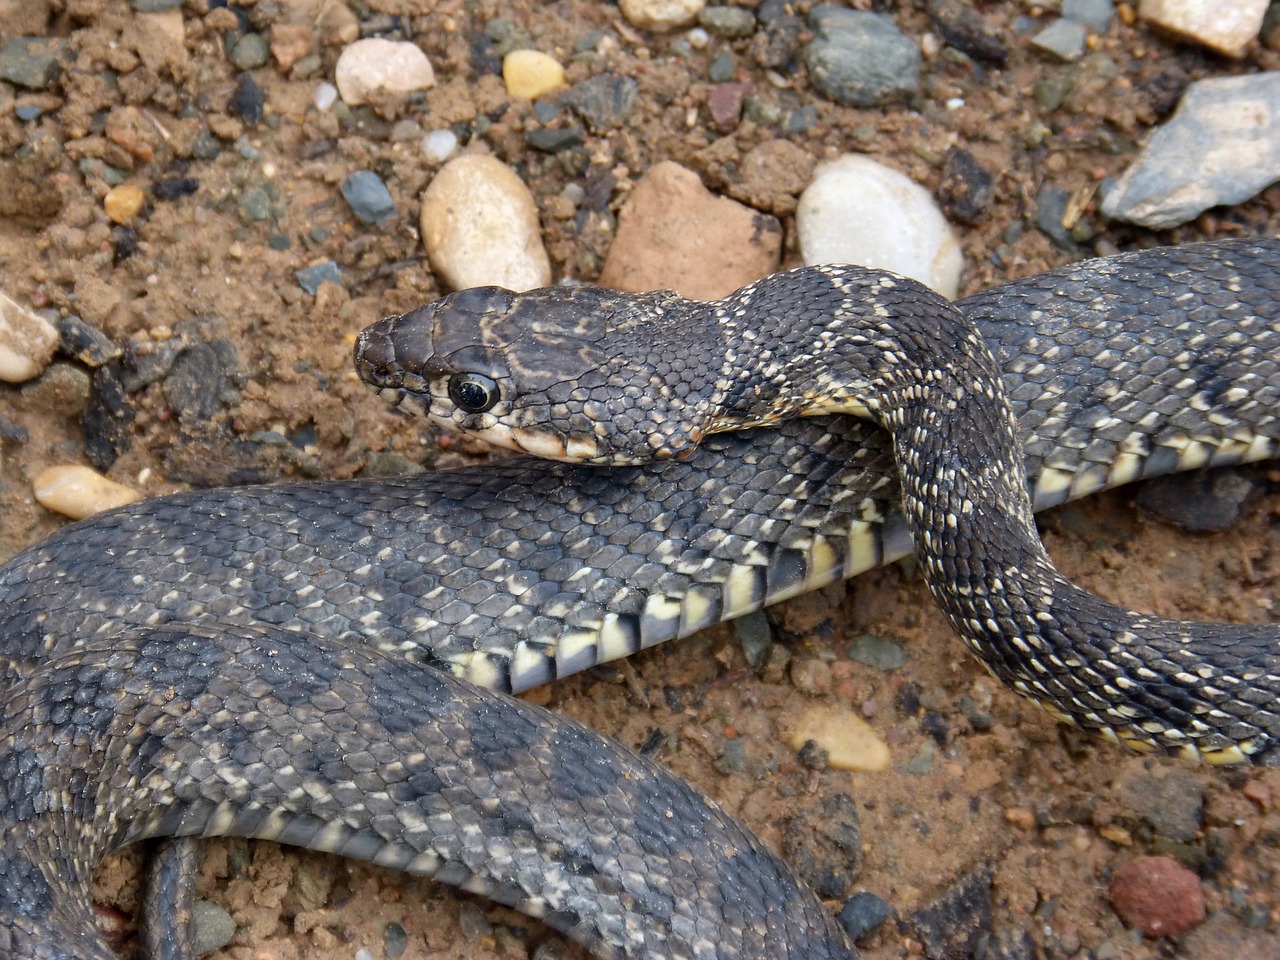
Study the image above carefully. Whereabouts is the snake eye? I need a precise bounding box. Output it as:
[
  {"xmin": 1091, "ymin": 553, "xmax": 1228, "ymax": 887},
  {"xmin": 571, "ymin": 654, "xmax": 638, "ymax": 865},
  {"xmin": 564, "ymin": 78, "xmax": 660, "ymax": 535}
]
[{"xmin": 448, "ymin": 372, "xmax": 499, "ymax": 413}]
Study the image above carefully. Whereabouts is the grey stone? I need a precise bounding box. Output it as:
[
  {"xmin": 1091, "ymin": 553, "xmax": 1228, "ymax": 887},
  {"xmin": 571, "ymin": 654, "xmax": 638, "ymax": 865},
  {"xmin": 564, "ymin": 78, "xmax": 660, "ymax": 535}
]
[
  {"xmin": 847, "ymin": 634, "xmax": 906, "ymax": 671},
  {"xmin": 1063, "ymin": 0, "xmax": 1114, "ymax": 30},
  {"xmin": 699, "ymin": 6, "xmax": 757, "ymax": 37},
  {"xmin": 295, "ymin": 260, "xmax": 344, "ymax": 294},
  {"xmin": 1116, "ymin": 769, "xmax": 1204, "ymax": 842},
  {"xmin": 1102, "ymin": 72, "xmax": 1280, "ymax": 228},
  {"xmin": 1136, "ymin": 469, "xmax": 1255, "ymax": 532},
  {"xmin": 0, "ymin": 37, "xmax": 63, "ymax": 89},
  {"xmin": 383, "ymin": 921, "xmax": 409, "ymax": 959},
  {"xmin": 341, "ymin": 170, "xmax": 397, "ymax": 224},
  {"xmin": 804, "ymin": 7, "xmax": 920, "ymax": 107},
  {"xmin": 838, "ymin": 891, "xmax": 894, "ymax": 941},
  {"xmin": 230, "ymin": 33, "xmax": 271, "ymax": 70},
  {"xmin": 1032, "ymin": 18, "xmax": 1088, "ymax": 60},
  {"xmin": 708, "ymin": 50, "xmax": 735, "ymax": 82},
  {"xmin": 734, "ymin": 609, "xmax": 773, "ymax": 668},
  {"xmin": 563, "ymin": 75, "xmax": 638, "ymax": 134},
  {"xmin": 191, "ymin": 900, "xmax": 236, "ymax": 956},
  {"xmin": 131, "ymin": 0, "xmax": 183, "ymax": 9}
]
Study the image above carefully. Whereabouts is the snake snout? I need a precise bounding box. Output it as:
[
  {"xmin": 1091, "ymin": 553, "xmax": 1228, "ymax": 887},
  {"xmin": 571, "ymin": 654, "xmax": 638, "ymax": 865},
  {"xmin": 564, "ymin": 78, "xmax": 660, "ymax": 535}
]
[{"xmin": 354, "ymin": 317, "xmax": 402, "ymax": 389}]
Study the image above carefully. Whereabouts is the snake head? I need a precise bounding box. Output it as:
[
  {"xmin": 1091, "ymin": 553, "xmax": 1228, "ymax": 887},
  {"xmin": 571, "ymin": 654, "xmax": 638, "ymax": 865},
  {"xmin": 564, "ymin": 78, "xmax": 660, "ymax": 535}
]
[{"xmin": 355, "ymin": 284, "xmax": 723, "ymax": 465}]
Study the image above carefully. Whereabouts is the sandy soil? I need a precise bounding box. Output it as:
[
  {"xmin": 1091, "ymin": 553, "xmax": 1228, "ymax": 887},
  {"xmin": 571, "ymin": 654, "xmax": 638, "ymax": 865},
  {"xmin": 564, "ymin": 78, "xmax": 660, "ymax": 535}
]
[{"xmin": 0, "ymin": 2, "xmax": 1278, "ymax": 959}]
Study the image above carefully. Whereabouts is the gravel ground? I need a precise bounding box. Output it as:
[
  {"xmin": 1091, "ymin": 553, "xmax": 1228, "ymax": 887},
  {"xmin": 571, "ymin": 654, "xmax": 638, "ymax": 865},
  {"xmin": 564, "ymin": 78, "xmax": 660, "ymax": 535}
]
[{"xmin": 0, "ymin": 2, "xmax": 1278, "ymax": 959}]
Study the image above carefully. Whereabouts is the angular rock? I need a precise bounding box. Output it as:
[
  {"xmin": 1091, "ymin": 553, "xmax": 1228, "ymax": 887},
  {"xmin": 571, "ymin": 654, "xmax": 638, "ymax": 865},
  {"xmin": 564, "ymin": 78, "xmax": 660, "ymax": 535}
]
[
  {"xmin": 797, "ymin": 155, "xmax": 963, "ymax": 299},
  {"xmin": 788, "ymin": 702, "xmax": 891, "ymax": 772},
  {"xmin": 0, "ymin": 290, "xmax": 58, "ymax": 383},
  {"xmin": 598, "ymin": 161, "xmax": 781, "ymax": 300},
  {"xmin": 1138, "ymin": 0, "xmax": 1269, "ymax": 58},
  {"xmin": 420, "ymin": 154, "xmax": 551, "ymax": 292},
  {"xmin": 1101, "ymin": 72, "xmax": 1280, "ymax": 228}
]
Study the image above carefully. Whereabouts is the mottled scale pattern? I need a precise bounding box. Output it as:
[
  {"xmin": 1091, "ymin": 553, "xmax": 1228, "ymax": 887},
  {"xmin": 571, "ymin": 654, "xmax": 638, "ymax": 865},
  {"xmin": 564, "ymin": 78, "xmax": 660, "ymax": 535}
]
[
  {"xmin": 1, "ymin": 239, "xmax": 1278, "ymax": 958},
  {"xmin": 0, "ymin": 627, "xmax": 850, "ymax": 959}
]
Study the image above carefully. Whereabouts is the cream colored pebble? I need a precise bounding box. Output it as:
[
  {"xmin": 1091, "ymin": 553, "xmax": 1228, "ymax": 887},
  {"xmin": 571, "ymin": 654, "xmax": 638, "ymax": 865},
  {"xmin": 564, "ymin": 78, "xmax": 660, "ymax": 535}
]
[
  {"xmin": 0, "ymin": 291, "xmax": 58, "ymax": 384},
  {"xmin": 502, "ymin": 50, "xmax": 566, "ymax": 100},
  {"xmin": 33, "ymin": 465, "xmax": 142, "ymax": 520},
  {"xmin": 788, "ymin": 703, "xmax": 892, "ymax": 772}
]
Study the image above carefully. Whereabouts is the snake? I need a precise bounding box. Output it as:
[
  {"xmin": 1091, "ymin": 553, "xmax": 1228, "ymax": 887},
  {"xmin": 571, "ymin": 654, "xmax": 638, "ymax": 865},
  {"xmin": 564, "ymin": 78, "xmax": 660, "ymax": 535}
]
[{"xmin": 0, "ymin": 237, "xmax": 1277, "ymax": 959}]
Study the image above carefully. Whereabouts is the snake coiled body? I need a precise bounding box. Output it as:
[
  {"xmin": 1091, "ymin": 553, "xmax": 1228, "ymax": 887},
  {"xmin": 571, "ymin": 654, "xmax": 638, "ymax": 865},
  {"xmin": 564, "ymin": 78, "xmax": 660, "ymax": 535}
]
[{"xmin": 1, "ymin": 238, "xmax": 1278, "ymax": 957}]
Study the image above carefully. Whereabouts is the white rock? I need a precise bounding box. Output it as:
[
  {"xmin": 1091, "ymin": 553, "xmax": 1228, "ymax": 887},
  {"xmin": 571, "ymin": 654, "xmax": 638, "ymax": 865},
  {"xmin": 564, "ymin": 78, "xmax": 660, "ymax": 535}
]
[
  {"xmin": 420, "ymin": 154, "xmax": 552, "ymax": 292},
  {"xmin": 313, "ymin": 81, "xmax": 338, "ymax": 111},
  {"xmin": 0, "ymin": 291, "xmax": 58, "ymax": 383},
  {"xmin": 33, "ymin": 465, "xmax": 142, "ymax": 520},
  {"xmin": 334, "ymin": 38, "xmax": 435, "ymax": 106},
  {"xmin": 1138, "ymin": 0, "xmax": 1269, "ymax": 58},
  {"xmin": 620, "ymin": 0, "xmax": 706, "ymax": 32},
  {"xmin": 796, "ymin": 155, "xmax": 963, "ymax": 299},
  {"xmin": 421, "ymin": 128, "xmax": 459, "ymax": 164},
  {"xmin": 1101, "ymin": 72, "xmax": 1280, "ymax": 229}
]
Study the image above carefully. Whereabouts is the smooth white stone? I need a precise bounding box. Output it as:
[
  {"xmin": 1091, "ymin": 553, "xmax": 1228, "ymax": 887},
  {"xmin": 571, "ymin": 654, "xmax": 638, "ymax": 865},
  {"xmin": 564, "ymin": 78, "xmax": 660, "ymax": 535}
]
[{"xmin": 334, "ymin": 38, "xmax": 435, "ymax": 106}]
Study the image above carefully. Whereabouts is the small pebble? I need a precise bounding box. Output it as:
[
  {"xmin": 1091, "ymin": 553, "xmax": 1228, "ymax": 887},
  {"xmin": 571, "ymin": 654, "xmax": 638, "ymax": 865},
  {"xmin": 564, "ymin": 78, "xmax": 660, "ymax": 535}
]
[
  {"xmin": 1138, "ymin": 0, "xmax": 1269, "ymax": 58},
  {"xmin": 295, "ymin": 260, "xmax": 344, "ymax": 294},
  {"xmin": 269, "ymin": 23, "xmax": 313, "ymax": 71},
  {"xmin": 1063, "ymin": 0, "xmax": 1115, "ymax": 30},
  {"xmin": 1032, "ymin": 18, "xmax": 1088, "ymax": 60},
  {"xmin": 699, "ymin": 6, "xmax": 757, "ymax": 37},
  {"xmin": 421, "ymin": 129, "xmax": 458, "ymax": 163},
  {"xmin": 341, "ymin": 170, "xmax": 397, "ymax": 224},
  {"xmin": 0, "ymin": 36, "xmax": 64, "ymax": 89},
  {"xmin": 502, "ymin": 49, "xmax": 566, "ymax": 99},
  {"xmin": 0, "ymin": 290, "xmax": 58, "ymax": 383},
  {"xmin": 1109, "ymin": 856, "xmax": 1205, "ymax": 937},
  {"xmin": 312, "ymin": 81, "xmax": 338, "ymax": 111},
  {"xmin": 190, "ymin": 901, "xmax": 236, "ymax": 955},
  {"xmin": 229, "ymin": 32, "xmax": 270, "ymax": 70},
  {"xmin": 33, "ymin": 465, "xmax": 142, "ymax": 520},
  {"xmin": 789, "ymin": 702, "xmax": 891, "ymax": 771},
  {"xmin": 620, "ymin": 0, "xmax": 707, "ymax": 32},
  {"xmin": 847, "ymin": 634, "xmax": 907, "ymax": 671},
  {"xmin": 838, "ymin": 892, "xmax": 895, "ymax": 941},
  {"xmin": 334, "ymin": 38, "xmax": 435, "ymax": 106},
  {"xmin": 797, "ymin": 155, "xmax": 963, "ymax": 299},
  {"xmin": 103, "ymin": 184, "xmax": 145, "ymax": 224},
  {"xmin": 419, "ymin": 155, "xmax": 552, "ymax": 292},
  {"xmin": 383, "ymin": 921, "xmax": 409, "ymax": 959}
]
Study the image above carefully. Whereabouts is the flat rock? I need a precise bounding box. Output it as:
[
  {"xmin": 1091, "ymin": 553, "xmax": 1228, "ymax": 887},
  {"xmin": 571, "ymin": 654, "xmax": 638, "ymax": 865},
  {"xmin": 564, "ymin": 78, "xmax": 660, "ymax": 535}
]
[
  {"xmin": 788, "ymin": 702, "xmax": 891, "ymax": 772},
  {"xmin": 0, "ymin": 290, "xmax": 58, "ymax": 383},
  {"xmin": 797, "ymin": 155, "xmax": 963, "ymax": 298},
  {"xmin": 804, "ymin": 7, "xmax": 920, "ymax": 107},
  {"xmin": 598, "ymin": 161, "xmax": 781, "ymax": 299},
  {"xmin": 334, "ymin": 38, "xmax": 435, "ymax": 106},
  {"xmin": 1101, "ymin": 72, "xmax": 1280, "ymax": 229},
  {"xmin": 420, "ymin": 154, "xmax": 551, "ymax": 292},
  {"xmin": 1138, "ymin": 0, "xmax": 1269, "ymax": 58}
]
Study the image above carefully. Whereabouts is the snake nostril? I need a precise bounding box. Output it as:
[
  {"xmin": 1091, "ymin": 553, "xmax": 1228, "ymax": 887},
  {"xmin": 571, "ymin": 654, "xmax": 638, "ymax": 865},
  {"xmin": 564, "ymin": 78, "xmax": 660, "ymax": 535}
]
[{"xmin": 354, "ymin": 321, "xmax": 400, "ymax": 387}]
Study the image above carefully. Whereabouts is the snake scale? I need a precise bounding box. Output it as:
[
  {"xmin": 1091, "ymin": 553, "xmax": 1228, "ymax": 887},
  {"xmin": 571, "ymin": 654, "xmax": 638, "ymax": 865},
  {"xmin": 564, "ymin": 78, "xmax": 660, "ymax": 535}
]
[{"xmin": 1, "ymin": 238, "xmax": 1278, "ymax": 958}]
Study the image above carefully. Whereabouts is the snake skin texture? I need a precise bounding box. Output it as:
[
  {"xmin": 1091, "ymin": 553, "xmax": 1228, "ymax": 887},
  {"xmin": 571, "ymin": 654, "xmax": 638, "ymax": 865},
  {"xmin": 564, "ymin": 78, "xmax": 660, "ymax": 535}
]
[{"xmin": 0, "ymin": 238, "xmax": 1277, "ymax": 957}]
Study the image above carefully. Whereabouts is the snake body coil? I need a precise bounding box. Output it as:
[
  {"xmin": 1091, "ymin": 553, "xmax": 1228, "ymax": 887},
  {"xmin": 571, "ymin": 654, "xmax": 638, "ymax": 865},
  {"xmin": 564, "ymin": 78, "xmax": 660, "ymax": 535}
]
[{"xmin": 1, "ymin": 238, "xmax": 1278, "ymax": 957}]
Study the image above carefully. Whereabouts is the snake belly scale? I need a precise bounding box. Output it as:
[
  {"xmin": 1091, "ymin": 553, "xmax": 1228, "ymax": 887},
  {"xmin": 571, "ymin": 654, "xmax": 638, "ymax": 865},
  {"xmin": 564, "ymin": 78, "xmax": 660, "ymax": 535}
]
[{"xmin": 0, "ymin": 238, "xmax": 1277, "ymax": 958}]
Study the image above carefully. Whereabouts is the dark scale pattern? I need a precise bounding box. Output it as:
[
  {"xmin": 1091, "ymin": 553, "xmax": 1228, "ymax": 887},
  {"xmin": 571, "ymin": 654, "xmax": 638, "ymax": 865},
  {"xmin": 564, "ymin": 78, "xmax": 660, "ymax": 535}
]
[
  {"xmin": 1, "ymin": 239, "xmax": 1278, "ymax": 957},
  {"xmin": 0, "ymin": 627, "xmax": 851, "ymax": 959}
]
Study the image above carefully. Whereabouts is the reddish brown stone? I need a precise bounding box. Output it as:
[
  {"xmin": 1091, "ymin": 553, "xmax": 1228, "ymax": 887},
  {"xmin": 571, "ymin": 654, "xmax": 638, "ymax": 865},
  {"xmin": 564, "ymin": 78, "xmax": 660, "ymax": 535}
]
[{"xmin": 1109, "ymin": 856, "xmax": 1206, "ymax": 938}]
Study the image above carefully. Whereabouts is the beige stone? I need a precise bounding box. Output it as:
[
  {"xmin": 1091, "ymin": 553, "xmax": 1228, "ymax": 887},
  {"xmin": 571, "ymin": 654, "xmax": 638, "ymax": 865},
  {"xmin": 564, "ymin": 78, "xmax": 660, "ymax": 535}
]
[
  {"xmin": 0, "ymin": 290, "xmax": 57, "ymax": 383},
  {"xmin": 33, "ymin": 465, "xmax": 142, "ymax": 520},
  {"xmin": 598, "ymin": 161, "xmax": 782, "ymax": 300},
  {"xmin": 335, "ymin": 38, "xmax": 435, "ymax": 106},
  {"xmin": 1138, "ymin": 0, "xmax": 1269, "ymax": 57},
  {"xmin": 420, "ymin": 154, "xmax": 552, "ymax": 292},
  {"xmin": 619, "ymin": 0, "xmax": 706, "ymax": 31},
  {"xmin": 788, "ymin": 703, "xmax": 891, "ymax": 772},
  {"xmin": 502, "ymin": 49, "xmax": 566, "ymax": 100}
]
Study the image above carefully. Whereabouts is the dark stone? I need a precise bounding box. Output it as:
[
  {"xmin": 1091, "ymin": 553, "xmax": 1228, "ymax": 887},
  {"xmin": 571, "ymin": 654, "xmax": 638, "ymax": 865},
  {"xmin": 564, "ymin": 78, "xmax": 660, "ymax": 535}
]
[
  {"xmin": 1034, "ymin": 184, "xmax": 1079, "ymax": 251},
  {"xmin": 1116, "ymin": 768, "xmax": 1204, "ymax": 843},
  {"xmin": 938, "ymin": 147, "xmax": 995, "ymax": 224},
  {"xmin": 524, "ymin": 127, "xmax": 585, "ymax": 152},
  {"xmin": 928, "ymin": 0, "xmax": 1009, "ymax": 63},
  {"xmin": 295, "ymin": 260, "xmax": 344, "ymax": 294},
  {"xmin": 707, "ymin": 83, "xmax": 750, "ymax": 133},
  {"xmin": 112, "ymin": 226, "xmax": 139, "ymax": 266},
  {"xmin": 563, "ymin": 75, "xmax": 638, "ymax": 134},
  {"xmin": 153, "ymin": 177, "xmax": 200, "ymax": 201},
  {"xmin": 782, "ymin": 793, "xmax": 863, "ymax": 899},
  {"xmin": 921, "ymin": 711, "xmax": 949, "ymax": 747},
  {"xmin": 753, "ymin": 9, "xmax": 803, "ymax": 69},
  {"xmin": 837, "ymin": 891, "xmax": 895, "ymax": 941},
  {"xmin": 82, "ymin": 365, "xmax": 134, "ymax": 470},
  {"xmin": 229, "ymin": 72, "xmax": 264, "ymax": 125},
  {"xmin": 1135, "ymin": 468, "xmax": 1255, "ymax": 533},
  {"xmin": 341, "ymin": 170, "xmax": 397, "ymax": 224},
  {"xmin": 0, "ymin": 36, "xmax": 64, "ymax": 89},
  {"xmin": 55, "ymin": 315, "xmax": 121, "ymax": 367},
  {"xmin": 909, "ymin": 863, "xmax": 995, "ymax": 960},
  {"xmin": 804, "ymin": 7, "xmax": 920, "ymax": 107},
  {"xmin": 163, "ymin": 337, "xmax": 241, "ymax": 424}
]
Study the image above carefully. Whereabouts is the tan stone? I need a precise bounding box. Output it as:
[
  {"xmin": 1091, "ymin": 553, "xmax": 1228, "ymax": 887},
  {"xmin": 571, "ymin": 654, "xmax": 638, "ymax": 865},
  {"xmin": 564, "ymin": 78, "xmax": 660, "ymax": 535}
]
[
  {"xmin": 598, "ymin": 161, "xmax": 781, "ymax": 300},
  {"xmin": 33, "ymin": 465, "xmax": 142, "ymax": 520},
  {"xmin": 619, "ymin": 0, "xmax": 706, "ymax": 31},
  {"xmin": 1138, "ymin": 0, "xmax": 1269, "ymax": 57},
  {"xmin": 420, "ymin": 154, "xmax": 552, "ymax": 292},
  {"xmin": 335, "ymin": 38, "xmax": 435, "ymax": 106},
  {"xmin": 787, "ymin": 702, "xmax": 891, "ymax": 772},
  {"xmin": 0, "ymin": 290, "xmax": 57, "ymax": 383},
  {"xmin": 502, "ymin": 50, "xmax": 566, "ymax": 100}
]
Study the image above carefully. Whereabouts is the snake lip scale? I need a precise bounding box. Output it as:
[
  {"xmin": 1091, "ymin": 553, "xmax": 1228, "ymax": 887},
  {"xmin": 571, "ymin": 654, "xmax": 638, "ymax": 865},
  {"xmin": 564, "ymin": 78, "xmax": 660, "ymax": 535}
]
[{"xmin": 1, "ymin": 238, "xmax": 1278, "ymax": 958}]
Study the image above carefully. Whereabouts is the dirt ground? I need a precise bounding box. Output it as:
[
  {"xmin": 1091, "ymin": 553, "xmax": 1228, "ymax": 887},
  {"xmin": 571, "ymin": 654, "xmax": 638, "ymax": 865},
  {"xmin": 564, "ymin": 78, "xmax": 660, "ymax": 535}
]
[{"xmin": 0, "ymin": 1, "xmax": 1278, "ymax": 959}]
